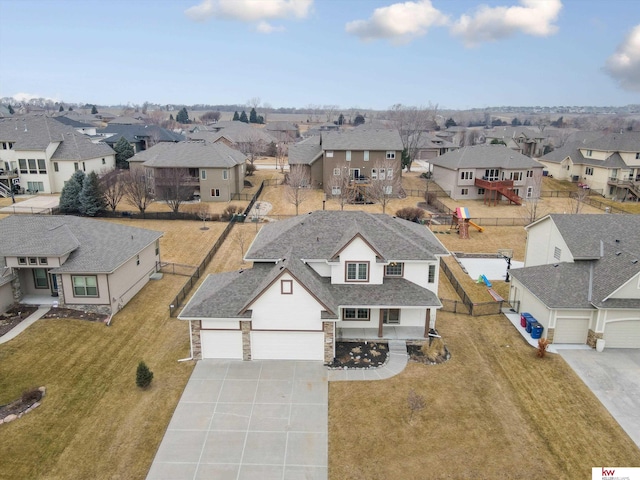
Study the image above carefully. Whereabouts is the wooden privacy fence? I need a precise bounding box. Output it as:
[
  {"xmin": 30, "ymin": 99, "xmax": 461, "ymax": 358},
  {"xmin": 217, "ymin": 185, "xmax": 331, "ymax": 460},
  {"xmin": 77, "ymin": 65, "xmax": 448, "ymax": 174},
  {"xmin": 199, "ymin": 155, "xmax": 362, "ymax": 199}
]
[{"xmin": 439, "ymin": 262, "xmax": 508, "ymax": 316}]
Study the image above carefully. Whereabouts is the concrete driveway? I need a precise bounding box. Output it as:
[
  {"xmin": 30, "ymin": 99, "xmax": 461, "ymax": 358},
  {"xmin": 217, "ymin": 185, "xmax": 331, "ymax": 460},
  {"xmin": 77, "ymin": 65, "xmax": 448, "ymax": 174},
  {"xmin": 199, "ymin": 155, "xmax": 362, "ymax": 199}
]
[
  {"xmin": 146, "ymin": 360, "xmax": 328, "ymax": 480},
  {"xmin": 558, "ymin": 348, "xmax": 640, "ymax": 448}
]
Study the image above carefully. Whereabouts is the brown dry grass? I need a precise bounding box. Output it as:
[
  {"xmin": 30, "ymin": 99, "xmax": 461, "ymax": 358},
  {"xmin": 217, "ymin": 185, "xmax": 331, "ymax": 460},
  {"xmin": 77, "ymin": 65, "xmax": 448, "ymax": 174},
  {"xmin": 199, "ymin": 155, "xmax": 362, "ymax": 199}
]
[{"xmin": 329, "ymin": 308, "xmax": 640, "ymax": 479}]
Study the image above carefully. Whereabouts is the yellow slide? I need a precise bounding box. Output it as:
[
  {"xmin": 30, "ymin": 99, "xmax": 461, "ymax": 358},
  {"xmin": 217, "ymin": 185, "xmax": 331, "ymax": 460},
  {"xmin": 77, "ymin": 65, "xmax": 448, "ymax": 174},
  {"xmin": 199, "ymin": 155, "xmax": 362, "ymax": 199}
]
[{"xmin": 468, "ymin": 220, "xmax": 484, "ymax": 232}]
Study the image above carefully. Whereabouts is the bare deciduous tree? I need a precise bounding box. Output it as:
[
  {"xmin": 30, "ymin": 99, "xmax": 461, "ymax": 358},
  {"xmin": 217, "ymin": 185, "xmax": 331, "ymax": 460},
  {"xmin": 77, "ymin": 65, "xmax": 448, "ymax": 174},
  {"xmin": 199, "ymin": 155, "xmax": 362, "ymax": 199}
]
[
  {"xmin": 323, "ymin": 104, "xmax": 339, "ymax": 123},
  {"xmin": 285, "ymin": 166, "xmax": 311, "ymax": 215},
  {"xmin": 567, "ymin": 187, "xmax": 591, "ymax": 214},
  {"xmin": 186, "ymin": 202, "xmax": 210, "ymax": 230},
  {"xmin": 328, "ymin": 162, "xmax": 357, "ymax": 210},
  {"xmin": 407, "ymin": 389, "xmax": 426, "ymax": 424},
  {"xmin": 100, "ymin": 169, "xmax": 125, "ymax": 212},
  {"xmin": 367, "ymin": 159, "xmax": 402, "ymax": 214},
  {"xmin": 232, "ymin": 228, "xmax": 251, "ymax": 263},
  {"xmin": 157, "ymin": 168, "xmax": 194, "ymax": 214},
  {"xmin": 240, "ymin": 132, "xmax": 265, "ymax": 165},
  {"xmin": 146, "ymin": 109, "xmax": 166, "ymax": 126},
  {"xmin": 519, "ymin": 171, "xmax": 546, "ymax": 224},
  {"xmin": 389, "ymin": 103, "xmax": 438, "ymax": 172},
  {"xmin": 122, "ymin": 171, "xmax": 154, "ymax": 216},
  {"xmin": 276, "ymin": 142, "xmax": 288, "ymax": 173}
]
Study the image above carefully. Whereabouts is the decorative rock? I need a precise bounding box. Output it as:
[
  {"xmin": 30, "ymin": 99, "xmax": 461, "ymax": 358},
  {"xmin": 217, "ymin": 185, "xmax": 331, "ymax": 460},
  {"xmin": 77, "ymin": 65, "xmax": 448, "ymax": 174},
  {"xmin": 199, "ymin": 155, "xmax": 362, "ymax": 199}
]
[{"xmin": 3, "ymin": 414, "xmax": 17, "ymax": 423}]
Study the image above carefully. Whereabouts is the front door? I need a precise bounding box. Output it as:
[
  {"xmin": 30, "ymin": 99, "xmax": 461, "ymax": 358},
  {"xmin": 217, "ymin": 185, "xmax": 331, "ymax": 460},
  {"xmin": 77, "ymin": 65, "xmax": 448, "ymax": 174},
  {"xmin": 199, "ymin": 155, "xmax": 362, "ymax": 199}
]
[
  {"xmin": 49, "ymin": 273, "xmax": 59, "ymax": 297},
  {"xmin": 382, "ymin": 309, "xmax": 400, "ymax": 324}
]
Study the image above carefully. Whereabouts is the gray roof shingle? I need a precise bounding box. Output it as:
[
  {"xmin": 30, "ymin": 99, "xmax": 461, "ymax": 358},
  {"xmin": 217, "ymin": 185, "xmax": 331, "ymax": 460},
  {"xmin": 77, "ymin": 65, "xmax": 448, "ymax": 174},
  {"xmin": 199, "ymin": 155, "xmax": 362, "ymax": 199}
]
[
  {"xmin": 322, "ymin": 129, "xmax": 403, "ymax": 151},
  {"xmin": 288, "ymin": 136, "xmax": 322, "ymax": 165},
  {"xmin": 429, "ymin": 144, "xmax": 543, "ymax": 169},
  {"xmin": 133, "ymin": 140, "xmax": 247, "ymax": 168}
]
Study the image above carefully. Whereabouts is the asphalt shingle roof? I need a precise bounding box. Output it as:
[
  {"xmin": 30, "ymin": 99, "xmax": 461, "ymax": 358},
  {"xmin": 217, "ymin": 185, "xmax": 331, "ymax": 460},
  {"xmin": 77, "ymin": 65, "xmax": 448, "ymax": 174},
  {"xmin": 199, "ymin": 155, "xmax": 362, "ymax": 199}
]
[
  {"xmin": 97, "ymin": 124, "xmax": 184, "ymax": 143},
  {"xmin": 429, "ymin": 144, "xmax": 543, "ymax": 169},
  {"xmin": 322, "ymin": 129, "xmax": 403, "ymax": 151},
  {"xmin": 0, "ymin": 215, "xmax": 162, "ymax": 274},
  {"xmin": 133, "ymin": 140, "xmax": 247, "ymax": 168},
  {"xmin": 287, "ymin": 136, "xmax": 322, "ymax": 165}
]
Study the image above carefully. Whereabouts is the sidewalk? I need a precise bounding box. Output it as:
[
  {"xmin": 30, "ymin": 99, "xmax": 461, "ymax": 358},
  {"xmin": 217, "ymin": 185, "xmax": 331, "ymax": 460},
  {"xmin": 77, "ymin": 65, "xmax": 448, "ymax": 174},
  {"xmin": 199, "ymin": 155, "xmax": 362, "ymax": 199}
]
[
  {"xmin": 328, "ymin": 340, "xmax": 408, "ymax": 381},
  {"xmin": 0, "ymin": 306, "xmax": 51, "ymax": 345}
]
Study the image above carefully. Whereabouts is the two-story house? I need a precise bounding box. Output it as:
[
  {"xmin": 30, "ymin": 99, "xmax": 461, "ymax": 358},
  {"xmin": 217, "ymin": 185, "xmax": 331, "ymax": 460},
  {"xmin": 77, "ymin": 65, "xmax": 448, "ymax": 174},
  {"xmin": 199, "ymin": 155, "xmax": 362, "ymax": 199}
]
[
  {"xmin": 179, "ymin": 211, "xmax": 449, "ymax": 362},
  {"xmin": 509, "ymin": 214, "xmax": 640, "ymax": 348},
  {"xmin": 130, "ymin": 140, "xmax": 247, "ymax": 202},
  {"xmin": 485, "ymin": 127, "xmax": 547, "ymax": 158},
  {"xmin": 539, "ymin": 131, "xmax": 640, "ymax": 200},
  {"xmin": 430, "ymin": 144, "xmax": 544, "ymax": 203},
  {"xmin": 0, "ymin": 115, "xmax": 115, "ymax": 195},
  {"xmin": 0, "ymin": 215, "xmax": 163, "ymax": 316}
]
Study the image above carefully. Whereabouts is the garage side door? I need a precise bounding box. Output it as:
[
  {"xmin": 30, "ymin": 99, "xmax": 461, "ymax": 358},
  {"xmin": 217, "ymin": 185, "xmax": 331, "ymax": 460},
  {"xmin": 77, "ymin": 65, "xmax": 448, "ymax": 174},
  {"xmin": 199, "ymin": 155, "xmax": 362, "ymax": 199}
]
[
  {"xmin": 604, "ymin": 321, "xmax": 640, "ymax": 348},
  {"xmin": 201, "ymin": 330, "xmax": 243, "ymax": 359},
  {"xmin": 251, "ymin": 331, "xmax": 324, "ymax": 361},
  {"xmin": 554, "ymin": 318, "xmax": 589, "ymax": 344}
]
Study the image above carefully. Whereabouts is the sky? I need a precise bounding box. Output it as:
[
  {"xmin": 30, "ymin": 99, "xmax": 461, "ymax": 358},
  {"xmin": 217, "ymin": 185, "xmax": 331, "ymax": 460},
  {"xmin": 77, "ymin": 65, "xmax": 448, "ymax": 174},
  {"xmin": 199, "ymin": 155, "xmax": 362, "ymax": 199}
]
[{"xmin": 0, "ymin": 0, "xmax": 639, "ymax": 110}]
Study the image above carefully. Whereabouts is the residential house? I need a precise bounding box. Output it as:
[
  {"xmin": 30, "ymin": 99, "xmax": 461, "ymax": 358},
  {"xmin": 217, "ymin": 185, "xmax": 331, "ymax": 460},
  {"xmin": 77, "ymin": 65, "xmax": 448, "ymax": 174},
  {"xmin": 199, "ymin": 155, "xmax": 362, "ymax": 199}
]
[
  {"xmin": 0, "ymin": 257, "xmax": 14, "ymax": 312},
  {"xmin": 0, "ymin": 115, "xmax": 115, "ymax": 194},
  {"xmin": 485, "ymin": 126, "xmax": 547, "ymax": 158},
  {"xmin": 413, "ymin": 133, "xmax": 457, "ymax": 160},
  {"xmin": 430, "ymin": 144, "xmax": 544, "ymax": 203},
  {"xmin": 264, "ymin": 121, "xmax": 299, "ymax": 144},
  {"xmin": 539, "ymin": 131, "xmax": 640, "ymax": 200},
  {"xmin": 131, "ymin": 140, "xmax": 247, "ymax": 202},
  {"xmin": 288, "ymin": 129, "xmax": 404, "ymax": 199},
  {"xmin": 188, "ymin": 122, "xmax": 276, "ymax": 158},
  {"xmin": 179, "ymin": 211, "xmax": 449, "ymax": 361},
  {"xmin": 96, "ymin": 123, "xmax": 184, "ymax": 154},
  {"xmin": 509, "ymin": 214, "xmax": 640, "ymax": 348},
  {"xmin": 0, "ymin": 215, "xmax": 163, "ymax": 315},
  {"xmin": 51, "ymin": 116, "xmax": 97, "ymax": 136}
]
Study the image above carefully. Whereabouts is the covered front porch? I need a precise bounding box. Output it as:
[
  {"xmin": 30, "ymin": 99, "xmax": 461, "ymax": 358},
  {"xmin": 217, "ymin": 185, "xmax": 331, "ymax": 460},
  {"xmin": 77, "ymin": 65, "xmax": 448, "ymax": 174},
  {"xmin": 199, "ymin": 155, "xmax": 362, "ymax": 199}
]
[{"xmin": 338, "ymin": 325, "xmax": 432, "ymax": 341}]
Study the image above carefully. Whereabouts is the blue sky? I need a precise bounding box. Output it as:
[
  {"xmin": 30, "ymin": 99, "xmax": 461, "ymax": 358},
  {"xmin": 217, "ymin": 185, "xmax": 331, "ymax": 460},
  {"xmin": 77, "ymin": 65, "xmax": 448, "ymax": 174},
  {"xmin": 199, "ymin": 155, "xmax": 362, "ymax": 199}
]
[{"xmin": 0, "ymin": 0, "xmax": 638, "ymax": 110}]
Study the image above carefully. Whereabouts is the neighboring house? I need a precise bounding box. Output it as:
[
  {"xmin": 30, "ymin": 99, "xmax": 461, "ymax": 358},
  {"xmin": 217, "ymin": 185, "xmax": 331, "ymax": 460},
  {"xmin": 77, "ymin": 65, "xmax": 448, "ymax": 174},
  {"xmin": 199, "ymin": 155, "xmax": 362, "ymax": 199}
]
[
  {"xmin": 0, "ymin": 256, "xmax": 15, "ymax": 313},
  {"xmin": 96, "ymin": 124, "xmax": 184, "ymax": 153},
  {"xmin": 509, "ymin": 214, "xmax": 640, "ymax": 348},
  {"xmin": 188, "ymin": 122, "xmax": 276, "ymax": 156},
  {"xmin": 539, "ymin": 131, "xmax": 640, "ymax": 200},
  {"xmin": 264, "ymin": 121, "xmax": 299, "ymax": 143},
  {"xmin": 485, "ymin": 127, "xmax": 547, "ymax": 158},
  {"xmin": 51, "ymin": 116, "xmax": 97, "ymax": 136},
  {"xmin": 0, "ymin": 215, "xmax": 163, "ymax": 315},
  {"xmin": 131, "ymin": 140, "xmax": 247, "ymax": 202},
  {"xmin": 430, "ymin": 144, "xmax": 544, "ymax": 203},
  {"xmin": 288, "ymin": 129, "xmax": 404, "ymax": 197},
  {"xmin": 0, "ymin": 115, "xmax": 115, "ymax": 194},
  {"xmin": 413, "ymin": 133, "xmax": 457, "ymax": 160},
  {"xmin": 179, "ymin": 211, "xmax": 449, "ymax": 361}
]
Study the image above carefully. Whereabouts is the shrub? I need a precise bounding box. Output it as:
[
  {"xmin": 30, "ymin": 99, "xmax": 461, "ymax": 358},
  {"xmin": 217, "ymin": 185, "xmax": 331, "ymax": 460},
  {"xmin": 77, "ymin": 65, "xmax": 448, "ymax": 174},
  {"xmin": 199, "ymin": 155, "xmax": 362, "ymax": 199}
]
[
  {"xmin": 21, "ymin": 388, "xmax": 43, "ymax": 404},
  {"xmin": 421, "ymin": 337, "xmax": 445, "ymax": 361},
  {"xmin": 395, "ymin": 206, "xmax": 427, "ymax": 223},
  {"xmin": 210, "ymin": 213, "xmax": 220, "ymax": 222},
  {"xmin": 221, "ymin": 204, "xmax": 242, "ymax": 221},
  {"xmin": 136, "ymin": 361, "xmax": 154, "ymax": 389},
  {"xmin": 537, "ymin": 338, "xmax": 550, "ymax": 358},
  {"xmin": 246, "ymin": 163, "xmax": 256, "ymax": 176}
]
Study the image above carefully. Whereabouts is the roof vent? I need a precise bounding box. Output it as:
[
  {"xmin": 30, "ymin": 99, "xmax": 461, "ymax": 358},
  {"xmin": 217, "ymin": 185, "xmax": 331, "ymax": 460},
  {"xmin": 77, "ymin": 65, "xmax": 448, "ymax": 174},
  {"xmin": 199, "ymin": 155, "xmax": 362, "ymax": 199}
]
[
  {"xmin": 615, "ymin": 239, "xmax": 620, "ymax": 243},
  {"xmin": 632, "ymin": 260, "xmax": 638, "ymax": 264},
  {"xmin": 616, "ymin": 251, "xmax": 622, "ymax": 256},
  {"xmin": 553, "ymin": 264, "xmax": 559, "ymax": 267}
]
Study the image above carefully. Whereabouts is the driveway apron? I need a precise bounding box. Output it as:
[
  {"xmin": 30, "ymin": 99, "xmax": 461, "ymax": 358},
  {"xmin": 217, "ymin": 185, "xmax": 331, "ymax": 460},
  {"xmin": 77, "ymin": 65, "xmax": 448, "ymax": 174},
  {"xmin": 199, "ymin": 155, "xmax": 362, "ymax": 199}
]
[{"xmin": 147, "ymin": 360, "xmax": 328, "ymax": 480}]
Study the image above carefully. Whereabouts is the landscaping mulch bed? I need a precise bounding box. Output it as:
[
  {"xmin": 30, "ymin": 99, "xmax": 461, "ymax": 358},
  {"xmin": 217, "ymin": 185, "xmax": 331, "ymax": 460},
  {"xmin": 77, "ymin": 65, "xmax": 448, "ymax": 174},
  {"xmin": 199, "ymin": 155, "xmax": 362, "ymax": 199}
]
[
  {"xmin": 0, "ymin": 387, "xmax": 45, "ymax": 423},
  {"xmin": 407, "ymin": 336, "xmax": 451, "ymax": 365},
  {"xmin": 42, "ymin": 308, "xmax": 108, "ymax": 323},
  {"xmin": 0, "ymin": 305, "xmax": 38, "ymax": 337},
  {"xmin": 326, "ymin": 341, "xmax": 388, "ymax": 369}
]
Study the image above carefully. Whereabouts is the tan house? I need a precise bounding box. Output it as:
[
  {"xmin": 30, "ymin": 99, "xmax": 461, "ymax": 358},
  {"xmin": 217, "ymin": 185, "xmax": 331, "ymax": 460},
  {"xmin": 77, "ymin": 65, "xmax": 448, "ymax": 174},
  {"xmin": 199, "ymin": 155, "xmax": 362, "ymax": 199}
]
[
  {"xmin": 485, "ymin": 127, "xmax": 547, "ymax": 158},
  {"xmin": 0, "ymin": 215, "xmax": 163, "ymax": 315},
  {"xmin": 288, "ymin": 129, "xmax": 404, "ymax": 196},
  {"xmin": 539, "ymin": 131, "xmax": 640, "ymax": 201},
  {"xmin": 131, "ymin": 140, "xmax": 247, "ymax": 202}
]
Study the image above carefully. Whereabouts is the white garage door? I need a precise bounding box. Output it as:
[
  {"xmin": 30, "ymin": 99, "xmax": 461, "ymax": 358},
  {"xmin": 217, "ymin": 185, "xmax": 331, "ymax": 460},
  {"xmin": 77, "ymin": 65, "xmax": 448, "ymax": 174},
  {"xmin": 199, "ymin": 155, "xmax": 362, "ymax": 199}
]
[
  {"xmin": 604, "ymin": 321, "xmax": 640, "ymax": 348},
  {"xmin": 554, "ymin": 318, "xmax": 589, "ymax": 344},
  {"xmin": 201, "ymin": 330, "xmax": 243, "ymax": 359},
  {"xmin": 251, "ymin": 331, "xmax": 324, "ymax": 361}
]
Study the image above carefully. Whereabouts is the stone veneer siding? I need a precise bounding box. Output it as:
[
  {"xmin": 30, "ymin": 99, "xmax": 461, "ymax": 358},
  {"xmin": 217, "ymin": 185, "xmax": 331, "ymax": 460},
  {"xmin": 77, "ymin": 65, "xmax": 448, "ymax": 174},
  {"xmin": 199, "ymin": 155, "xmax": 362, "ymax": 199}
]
[
  {"xmin": 11, "ymin": 275, "xmax": 22, "ymax": 302},
  {"xmin": 546, "ymin": 327, "xmax": 555, "ymax": 343},
  {"xmin": 55, "ymin": 274, "xmax": 64, "ymax": 305},
  {"xmin": 191, "ymin": 320, "xmax": 202, "ymax": 360},
  {"xmin": 587, "ymin": 329, "xmax": 602, "ymax": 348},
  {"xmin": 241, "ymin": 321, "xmax": 252, "ymax": 361},
  {"xmin": 323, "ymin": 321, "xmax": 334, "ymax": 363}
]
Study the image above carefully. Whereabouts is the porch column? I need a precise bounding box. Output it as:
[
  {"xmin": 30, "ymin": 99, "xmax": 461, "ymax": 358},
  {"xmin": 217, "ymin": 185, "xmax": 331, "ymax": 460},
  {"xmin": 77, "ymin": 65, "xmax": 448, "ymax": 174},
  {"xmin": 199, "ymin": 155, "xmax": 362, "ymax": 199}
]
[
  {"xmin": 424, "ymin": 309, "xmax": 431, "ymax": 338},
  {"xmin": 378, "ymin": 310, "xmax": 384, "ymax": 338}
]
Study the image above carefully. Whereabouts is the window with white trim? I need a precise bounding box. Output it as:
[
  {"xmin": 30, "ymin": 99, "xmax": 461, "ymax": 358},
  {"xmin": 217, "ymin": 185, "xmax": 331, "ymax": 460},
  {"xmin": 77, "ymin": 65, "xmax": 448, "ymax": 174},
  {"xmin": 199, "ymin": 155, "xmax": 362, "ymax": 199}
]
[
  {"xmin": 27, "ymin": 181, "xmax": 44, "ymax": 192},
  {"xmin": 585, "ymin": 167, "xmax": 593, "ymax": 176},
  {"xmin": 39, "ymin": 258, "xmax": 48, "ymax": 265},
  {"xmin": 19, "ymin": 159, "xmax": 27, "ymax": 174},
  {"xmin": 333, "ymin": 168, "xmax": 340, "ymax": 176},
  {"xmin": 371, "ymin": 168, "xmax": 377, "ymax": 180},
  {"xmin": 384, "ymin": 185, "xmax": 393, "ymax": 195},
  {"xmin": 332, "ymin": 186, "xmax": 341, "ymax": 195},
  {"xmin": 211, "ymin": 188, "xmax": 220, "ymax": 197},
  {"xmin": 326, "ymin": 151, "xmax": 334, "ymax": 158},
  {"xmin": 29, "ymin": 257, "xmax": 38, "ymax": 265},
  {"xmin": 343, "ymin": 308, "xmax": 370, "ymax": 320},
  {"xmin": 28, "ymin": 159, "xmax": 37, "ymax": 174},
  {"xmin": 346, "ymin": 262, "xmax": 369, "ymax": 282},
  {"xmin": 386, "ymin": 168, "xmax": 393, "ymax": 179},
  {"xmin": 461, "ymin": 188, "xmax": 469, "ymax": 195},
  {"xmin": 18, "ymin": 257, "xmax": 26, "ymax": 265},
  {"xmin": 386, "ymin": 151, "xmax": 395, "ymax": 159},
  {"xmin": 54, "ymin": 162, "xmax": 59, "ymax": 172},
  {"xmin": 510, "ymin": 172, "xmax": 523, "ymax": 181},
  {"xmin": 72, "ymin": 275, "xmax": 98, "ymax": 297},
  {"xmin": 33, "ymin": 269, "xmax": 48, "ymax": 289},
  {"xmin": 428, "ymin": 264, "xmax": 436, "ymax": 283},
  {"xmin": 223, "ymin": 170, "xmax": 228, "ymax": 180},
  {"xmin": 385, "ymin": 263, "xmax": 403, "ymax": 277},
  {"xmin": 460, "ymin": 171, "xmax": 473, "ymax": 180},
  {"xmin": 364, "ymin": 151, "xmax": 369, "ymax": 161},
  {"xmin": 526, "ymin": 170, "xmax": 533, "ymax": 177},
  {"xmin": 37, "ymin": 159, "xmax": 46, "ymax": 174},
  {"xmin": 586, "ymin": 150, "xmax": 592, "ymax": 157},
  {"xmin": 346, "ymin": 150, "xmax": 351, "ymax": 162},
  {"xmin": 281, "ymin": 280, "xmax": 293, "ymax": 294},
  {"xmin": 201, "ymin": 170, "xmax": 206, "ymax": 180}
]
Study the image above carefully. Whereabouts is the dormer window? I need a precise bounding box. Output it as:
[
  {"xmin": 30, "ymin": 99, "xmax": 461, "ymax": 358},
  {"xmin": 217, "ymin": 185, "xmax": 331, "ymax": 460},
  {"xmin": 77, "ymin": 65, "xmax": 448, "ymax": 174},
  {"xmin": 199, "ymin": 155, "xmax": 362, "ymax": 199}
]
[
  {"xmin": 346, "ymin": 262, "xmax": 369, "ymax": 282},
  {"xmin": 586, "ymin": 150, "xmax": 593, "ymax": 157}
]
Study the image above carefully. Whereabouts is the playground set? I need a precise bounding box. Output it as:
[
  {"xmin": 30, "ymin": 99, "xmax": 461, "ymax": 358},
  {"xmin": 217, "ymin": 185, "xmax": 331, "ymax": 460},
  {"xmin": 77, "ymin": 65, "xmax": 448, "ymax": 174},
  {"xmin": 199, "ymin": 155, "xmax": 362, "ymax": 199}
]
[{"xmin": 450, "ymin": 207, "xmax": 483, "ymax": 239}]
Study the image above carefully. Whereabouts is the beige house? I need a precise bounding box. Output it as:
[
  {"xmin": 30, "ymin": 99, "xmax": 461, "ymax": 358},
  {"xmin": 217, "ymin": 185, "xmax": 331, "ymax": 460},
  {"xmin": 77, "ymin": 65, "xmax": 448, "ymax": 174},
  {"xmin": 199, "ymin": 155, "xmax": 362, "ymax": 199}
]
[
  {"xmin": 0, "ymin": 215, "xmax": 163, "ymax": 315},
  {"xmin": 539, "ymin": 131, "xmax": 640, "ymax": 200},
  {"xmin": 485, "ymin": 127, "xmax": 547, "ymax": 158},
  {"xmin": 131, "ymin": 140, "xmax": 247, "ymax": 202}
]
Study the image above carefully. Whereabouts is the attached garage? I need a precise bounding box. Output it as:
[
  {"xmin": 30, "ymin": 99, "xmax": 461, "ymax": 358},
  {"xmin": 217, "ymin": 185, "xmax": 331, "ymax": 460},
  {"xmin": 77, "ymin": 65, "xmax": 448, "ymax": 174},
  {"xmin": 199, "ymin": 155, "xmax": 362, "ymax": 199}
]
[
  {"xmin": 553, "ymin": 317, "xmax": 589, "ymax": 344},
  {"xmin": 201, "ymin": 330, "xmax": 243, "ymax": 359},
  {"xmin": 604, "ymin": 321, "xmax": 640, "ymax": 348},
  {"xmin": 251, "ymin": 331, "xmax": 324, "ymax": 361}
]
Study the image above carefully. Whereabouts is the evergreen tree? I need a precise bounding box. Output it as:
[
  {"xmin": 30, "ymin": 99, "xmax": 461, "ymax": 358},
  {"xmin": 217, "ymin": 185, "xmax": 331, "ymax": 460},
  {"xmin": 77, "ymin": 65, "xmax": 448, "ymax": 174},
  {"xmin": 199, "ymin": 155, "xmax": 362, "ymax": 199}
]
[
  {"xmin": 401, "ymin": 148, "xmax": 411, "ymax": 170},
  {"xmin": 337, "ymin": 113, "xmax": 345, "ymax": 125},
  {"xmin": 169, "ymin": 114, "xmax": 174, "ymax": 121},
  {"xmin": 78, "ymin": 171, "xmax": 105, "ymax": 216},
  {"xmin": 114, "ymin": 137, "xmax": 134, "ymax": 169},
  {"xmin": 59, "ymin": 105, "xmax": 64, "ymax": 112},
  {"xmin": 353, "ymin": 114, "xmax": 365, "ymax": 126},
  {"xmin": 91, "ymin": 105, "xmax": 98, "ymax": 114},
  {"xmin": 176, "ymin": 107, "xmax": 190, "ymax": 124},
  {"xmin": 59, "ymin": 170, "xmax": 85, "ymax": 214},
  {"xmin": 249, "ymin": 108, "xmax": 258, "ymax": 123},
  {"xmin": 136, "ymin": 361, "xmax": 153, "ymax": 389},
  {"xmin": 239, "ymin": 110, "xmax": 249, "ymax": 123},
  {"xmin": 233, "ymin": 111, "xmax": 240, "ymax": 121},
  {"xmin": 257, "ymin": 115, "xmax": 264, "ymax": 124},
  {"xmin": 69, "ymin": 106, "xmax": 73, "ymax": 111},
  {"xmin": 8, "ymin": 105, "xmax": 14, "ymax": 114},
  {"xmin": 445, "ymin": 117, "xmax": 457, "ymax": 128}
]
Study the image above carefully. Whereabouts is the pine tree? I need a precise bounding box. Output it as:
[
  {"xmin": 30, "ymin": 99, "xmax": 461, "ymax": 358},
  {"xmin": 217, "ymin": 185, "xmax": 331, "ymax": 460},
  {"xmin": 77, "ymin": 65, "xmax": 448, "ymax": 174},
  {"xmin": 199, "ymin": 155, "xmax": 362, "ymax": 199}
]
[
  {"xmin": 337, "ymin": 113, "xmax": 345, "ymax": 125},
  {"xmin": 232, "ymin": 111, "xmax": 240, "ymax": 121},
  {"xmin": 59, "ymin": 105, "xmax": 64, "ymax": 112},
  {"xmin": 239, "ymin": 110, "xmax": 249, "ymax": 123},
  {"xmin": 445, "ymin": 117, "xmax": 457, "ymax": 128},
  {"xmin": 91, "ymin": 105, "xmax": 98, "ymax": 114},
  {"xmin": 176, "ymin": 107, "xmax": 190, "ymax": 124},
  {"xmin": 169, "ymin": 114, "xmax": 174, "ymax": 121},
  {"xmin": 114, "ymin": 137, "xmax": 134, "ymax": 169},
  {"xmin": 79, "ymin": 171, "xmax": 105, "ymax": 216},
  {"xmin": 249, "ymin": 108, "xmax": 258, "ymax": 123},
  {"xmin": 59, "ymin": 170, "xmax": 85, "ymax": 214},
  {"xmin": 69, "ymin": 106, "xmax": 73, "ymax": 111},
  {"xmin": 136, "ymin": 361, "xmax": 153, "ymax": 389}
]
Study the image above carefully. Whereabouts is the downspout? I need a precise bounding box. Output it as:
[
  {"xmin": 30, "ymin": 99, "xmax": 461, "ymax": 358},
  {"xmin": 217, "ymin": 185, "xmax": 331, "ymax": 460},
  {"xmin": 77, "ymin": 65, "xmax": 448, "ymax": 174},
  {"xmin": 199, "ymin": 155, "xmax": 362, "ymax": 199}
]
[{"xmin": 177, "ymin": 320, "xmax": 194, "ymax": 362}]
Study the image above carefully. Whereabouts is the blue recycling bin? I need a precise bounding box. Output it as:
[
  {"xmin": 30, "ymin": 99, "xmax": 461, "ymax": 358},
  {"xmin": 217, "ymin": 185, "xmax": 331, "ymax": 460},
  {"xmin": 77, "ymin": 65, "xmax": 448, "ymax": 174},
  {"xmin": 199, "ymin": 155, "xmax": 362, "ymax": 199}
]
[
  {"xmin": 525, "ymin": 316, "xmax": 537, "ymax": 333},
  {"xmin": 531, "ymin": 323, "xmax": 544, "ymax": 339}
]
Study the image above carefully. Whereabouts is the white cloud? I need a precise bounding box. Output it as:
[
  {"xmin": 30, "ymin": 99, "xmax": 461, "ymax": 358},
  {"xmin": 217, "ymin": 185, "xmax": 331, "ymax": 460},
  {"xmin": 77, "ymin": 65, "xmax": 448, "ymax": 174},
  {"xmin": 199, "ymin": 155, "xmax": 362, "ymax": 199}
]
[
  {"xmin": 345, "ymin": 0, "xmax": 449, "ymax": 44},
  {"xmin": 451, "ymin": 0, "xmax": 562, "ymax": 47},
  {"xmin": 256, "ymin": 21, "xmax": 285, "ymax": 34},
  {"xmin": 185, "ymin": 0, "xmax": 313, "ymax": 24},
  {"xmin": 12, "ymin": 92, "xmax": 58, "ymax": 102},
  {"xmin": 605, "ymin": 24, "xmax": 640, "ymax": 92}
]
